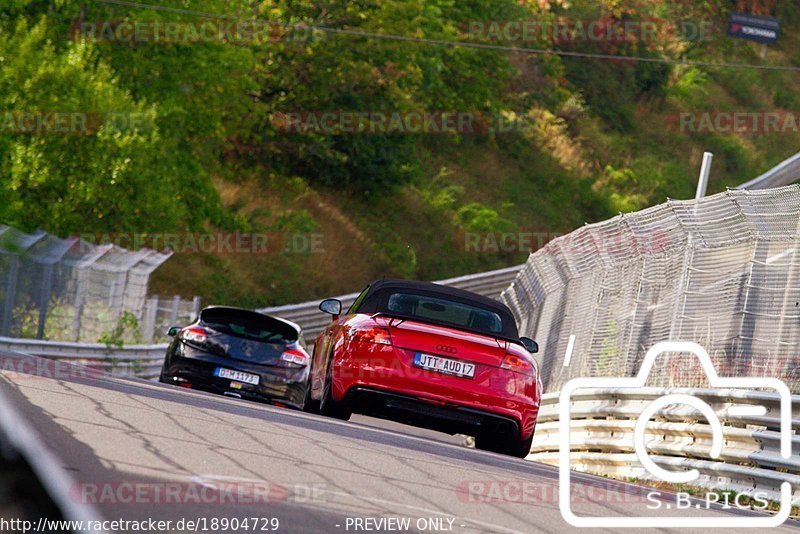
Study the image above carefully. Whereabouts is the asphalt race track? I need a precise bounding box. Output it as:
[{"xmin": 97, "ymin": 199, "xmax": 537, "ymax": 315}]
[{"xmin": 1, "ymin": 352, "xmax": 797, "ymax": 534}]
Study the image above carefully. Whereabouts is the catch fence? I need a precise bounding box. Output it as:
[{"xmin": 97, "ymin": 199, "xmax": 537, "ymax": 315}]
[
  {"xmin": 501, "ymin": 185, "xmax": 800, "ymax": 394},
  {"xmin": 0, "ymin": 226, "xmax": 198, "ymax": 343}
]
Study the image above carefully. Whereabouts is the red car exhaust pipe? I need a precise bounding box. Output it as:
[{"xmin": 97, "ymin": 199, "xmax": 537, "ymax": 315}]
[
  {"xmin": 355, "ymin": 391, "xmax": 372, "ymax": 409},
  {"xmin": 495, "ymin": 421, "xmax": 511, "ymax": 435}
]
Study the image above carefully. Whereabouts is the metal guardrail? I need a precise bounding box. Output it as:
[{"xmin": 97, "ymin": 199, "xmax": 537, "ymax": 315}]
[
  {"xmin": 527, "ymin": 387, "xmax": 800, "ymax": 505},
  {"xmin": 0, "ymin": 380, "xmax": 106, "ymax": 533},
  {"xmin": 257, "ymin": 264, "xmax": 523, "ymax": 340},
  {"xmin": 0, "ymin": 265, "xmax": 523, "ymax": 379},
  {"xmin": 739, "ymin": 151, "xmax": 800, "ymax": 190},
  {"xmin": 0, "ymin": 336, "xmax": 165, "ymax": 380}
]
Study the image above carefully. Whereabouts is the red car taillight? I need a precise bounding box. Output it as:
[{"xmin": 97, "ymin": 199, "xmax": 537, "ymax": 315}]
[
  {"xmin": 180, "ymin": 327, "xmax": 208, "ymax": 345},
  {"xmin": 352, "ymin": 327, "xmax": 392, "ymax": 346},
  {"xmin": 500, "ymin": 353, "xmax": 534, "ymax": 376},
  {"xmin": 280, "ymin": 348, "xmax": 309, "ymax": 367}
]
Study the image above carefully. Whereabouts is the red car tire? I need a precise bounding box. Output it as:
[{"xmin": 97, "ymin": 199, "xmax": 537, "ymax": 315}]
[
  {"xmin": 320, "ymin": 363, "xmax": 351, "ymax": 421},
  {"xmin": 475, "ymin": 430, "xmax": 534, "ymax": 458}
]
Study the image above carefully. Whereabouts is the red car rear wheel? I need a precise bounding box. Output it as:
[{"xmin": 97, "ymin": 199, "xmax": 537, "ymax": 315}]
[
  {"xmin": 319, "ymin": 365, "xmax": 351, "ymax": 421},
  {"xmin": 475, "ymin": 431, "xmax": 533, "ymax": 458}
]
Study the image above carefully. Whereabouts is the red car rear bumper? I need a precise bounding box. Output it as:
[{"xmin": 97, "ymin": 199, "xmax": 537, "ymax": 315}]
[{"xmin": 329, "ymin": 344, "xmax": 540, "ymax": 439}]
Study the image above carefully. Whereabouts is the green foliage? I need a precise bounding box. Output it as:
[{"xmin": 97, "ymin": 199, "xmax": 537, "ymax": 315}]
[
  {"xmin": 269, "ymin": 210, "xmax": 317, "ymax": 232},
  {"xmin": 247, "ymin": 0, "xmax": 521, "ymax": 193},
  {"xmin": 418, "ymin": 167, "xmax": 462, "ymax": 211},
  {"xmin": 99, "ymin": 311, "xmax": 141, "ymax": 348},
  {"xmin": 4, "ymin": 0, "xmax": 800, "ymax": 309},
  {"xmin": 774, "ymin": 86, "xmax": 800, "ymax": 110},
  {"xmin": 11, "ymin": 303, "xmax": 40, "ymax": 339},
  {"xmin": 562, "ymin": 45, "xmax": 671, "ymax": 130},
  {"xmin": 594, "ymin": 165, "xmax": 649, "ymax": 214},
  {"xmin": 549, "ymin": 0, "xmax": 673, "ymax": 131},
  {"xmin": 667, "ymin": 67, "xmax": 710, "ymax": 106},
  {"xmin": 709, "ymin": 69, "xmax": 764, "ymax": 109},
  {"xmin": 0, "ymin": 1, "xmax": 252, "ymax": 234},
  {"xmin": 455, "ymin": 202, "xmax": 514, "ymax": 233},
  {"xmin": 702, "ymin": 135, "xmax": 754, "ymax": 179}
]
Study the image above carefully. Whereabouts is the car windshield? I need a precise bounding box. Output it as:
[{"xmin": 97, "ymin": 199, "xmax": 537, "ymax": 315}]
[{"xmin": 385, "ymin": 292, "xmax": 504, "ymax": 334}]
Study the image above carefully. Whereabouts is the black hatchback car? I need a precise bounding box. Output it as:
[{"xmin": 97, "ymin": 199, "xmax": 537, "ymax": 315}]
[{"xmin": 159, "ymin": 306, "xmax": 311, "ymax": 409}]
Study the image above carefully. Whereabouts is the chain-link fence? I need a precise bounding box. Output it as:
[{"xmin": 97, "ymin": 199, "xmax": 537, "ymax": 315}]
[
  {"xmin": 0, "ymin": 225, "xmax": 199, "ymax": 343},
  {"xmin": 501, "ymin": 185, "xmax": 800, "ymax": 394}
]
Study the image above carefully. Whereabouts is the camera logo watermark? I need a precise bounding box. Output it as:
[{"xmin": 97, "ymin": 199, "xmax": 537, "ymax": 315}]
[{"xmin": 559, "ymin": 341, "xmax": 792, "ymax": 528}]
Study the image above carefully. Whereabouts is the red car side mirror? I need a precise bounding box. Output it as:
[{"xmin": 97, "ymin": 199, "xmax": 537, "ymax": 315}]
[{"xmin": 319, "ymin": 298, "xmax": 342, "ymax": 321}]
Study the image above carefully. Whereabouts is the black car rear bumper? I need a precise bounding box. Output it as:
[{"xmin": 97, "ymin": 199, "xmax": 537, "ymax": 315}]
[
  {"xmin": 344, "ymin": 387, "xmax": 522, "ymax": 439},
  {"xmin": 161, "ymin": 356, "xmax": 308, "ymax": 409}
]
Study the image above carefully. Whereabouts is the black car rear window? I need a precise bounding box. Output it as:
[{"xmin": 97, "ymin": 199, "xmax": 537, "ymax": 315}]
[{"xmin": 199, "ymin": 307, "xmax": 298, "ymax": 343}]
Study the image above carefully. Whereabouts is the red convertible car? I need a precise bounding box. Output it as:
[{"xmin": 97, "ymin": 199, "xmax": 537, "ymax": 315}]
[{"xmin": 305, "ymin": 279, "xmax": 542, "ymax": 457}]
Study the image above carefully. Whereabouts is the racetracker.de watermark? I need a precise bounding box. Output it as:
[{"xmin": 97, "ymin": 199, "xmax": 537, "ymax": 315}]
[
  {"xmin": 72, "ymin": 481, "xmax": 282, "ymax": 505},
  {"xmin": 668, "ymin": 111, "xmax": 800, "ymax": 135},
  {"xmin": 0, "ymin": 111, "xmax": 151, "ymax": 135},
  {"xmin": 457, "ymin": 480, "xmax": 652, "ymax": 504},
  {"xmin": 465, "ymin": 17, "xmax": 713, "ymax": 43},
  {"xmin": 77, "ymin": 232, "xmax": 325, "ymax": 255},
  {"xmin": 0, "ymin": 356, "xmax": 110, "ymax": 382},
  {"xmin": 72, "ymin": 20, "xmax": 324, "ymax": 44},
  {"xmin": 459, "ymin": 229, "xmax": 671, "ymax": 254},
  {"xmin": 270, "ymin": 111, "xmax": 531, "ymax": 135},
  {"xmin": 70, "ymin": 480, "xmax": 329, "ymax": 506}
]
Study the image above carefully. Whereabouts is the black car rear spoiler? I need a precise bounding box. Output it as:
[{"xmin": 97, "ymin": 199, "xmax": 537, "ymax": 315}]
[{"xmin": 199, "ymin": 306, "xmax": 299, "ymax": 340}]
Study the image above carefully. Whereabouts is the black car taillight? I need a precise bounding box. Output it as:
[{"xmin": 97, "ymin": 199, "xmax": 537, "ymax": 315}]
[
  {"xmin": 180, "ymin": 326, "xmax": 208, "ymax": 346},
  {"xmin": 279, "ymin": 348, "xmax": 309, "ymax": 367}
]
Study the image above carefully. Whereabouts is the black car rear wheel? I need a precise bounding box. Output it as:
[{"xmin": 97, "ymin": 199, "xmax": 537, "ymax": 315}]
[
  {"xmin": 475, "ymin": 431, "xmax": 533, "ymax": 458},
  {"xmin": 319, "ymin": 366, "xmax": 351, "ymax": 421}
]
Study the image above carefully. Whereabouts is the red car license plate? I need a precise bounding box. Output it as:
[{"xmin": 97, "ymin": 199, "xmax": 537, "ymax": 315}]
[{"xmin": 413, "ymin": 352, "xmax": 475, "ymax": 378}]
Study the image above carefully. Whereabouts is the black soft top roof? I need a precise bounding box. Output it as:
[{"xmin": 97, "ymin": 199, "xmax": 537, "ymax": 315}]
[{"xmin": 354, "ymin": 279, "xmax": 520, "ymax": 340}]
